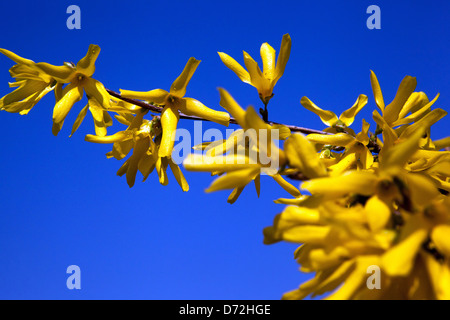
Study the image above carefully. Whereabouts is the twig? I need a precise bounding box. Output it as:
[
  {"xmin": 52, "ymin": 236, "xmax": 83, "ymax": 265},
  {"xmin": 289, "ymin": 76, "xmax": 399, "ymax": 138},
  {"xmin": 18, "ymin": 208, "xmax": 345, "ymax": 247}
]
[{"xmin": 106, "ymin": 89, "xmax": 329, "ymax": 135}]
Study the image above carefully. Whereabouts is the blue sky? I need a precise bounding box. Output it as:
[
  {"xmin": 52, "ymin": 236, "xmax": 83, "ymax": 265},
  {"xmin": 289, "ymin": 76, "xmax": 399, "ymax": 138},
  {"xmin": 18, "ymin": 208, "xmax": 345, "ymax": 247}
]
[{"xmin": 0, "ymin": 0, "xmax": 448, "ymax": 299}]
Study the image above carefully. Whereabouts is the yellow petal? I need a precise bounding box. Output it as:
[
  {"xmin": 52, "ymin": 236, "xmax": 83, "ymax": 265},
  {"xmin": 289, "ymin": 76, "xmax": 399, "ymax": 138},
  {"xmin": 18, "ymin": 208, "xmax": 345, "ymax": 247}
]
[
  {"xmin": 284, "ymin": 133, "xmax": 327, "ymax": 179},
  {"xmin": 399, "ymin": 108, "xmax": 447, "ymax": 140},
  {"xmin": 205, "ymin": 168, "xmax": 260, "ymax": 192},
  {"xmin": 138, "ymin": 150, "xmax": 157, "ymax": 181},
  {"xmin": 242, "ymin": 51, "xmax": 264, "ymax": 90},
  {"xmin": 168, "ymin": 158, "xmax": 189, "ymax": 192},
  {"xmin": 382, "ymin": 126, "xmax": 425, "ymax": 169},
  {"xmin": 156, "ymin": 156, "xmax": 169, "ymax": 186},
  {"xmin": 382, "ymin": 227, "xmax": 428, "ymax": 276},
  {"xmin": 170, "ymin": 57, "xmax": 200, "ymax": 98},
  {"xmin": 393, "ymin": 93, "xmax": 438, "ymax": 127},
  {"xmin": 218, "ymin": 88, "xmax": 247, "ymax": 127},
  {"xmin": 274, "ymin": 34, "xmax": 291, "ymax": 83},
  {"xmin": 260, "ymin": 42, "xmax": 276, "ymax": 81},
  {"xmin": 270, "ymin": 124, "xmax": 291, "ymax": 140},
  {"xmin": 126, "ymin": 135, "xmax": 150, "ymax": 187},
  {"xmin": 111, "ymin": 139, "xmax": 135, "ymax": 159},
  {"xmin": 339, "ymin": 94, "xmax": 368, "ymax": 127},
  {"xmin": 0, "ymin": 48, "xmax": 34, "ymax": 65},
  {"xmin": 227, "ymin": 186, "xmax": 245, "ymax": 204},
  {"xmin": 307, "ymin": 133, "xmax": 355, "ymax": 147},
  {"xmin": 1, "ymin": 79, "xmax": 47, "ymax": 106},
  {"xmin": 76, "ymin": 44, "xmax": 100, "ymax": 77},
  {"xmin": 217, "ymin": 52, "xmax": 251, "ymax": 84},
  {"xmin": 265, "ymin": 223, "xmax": 330, "ymax": 245},
  {"xmin": 365, "ymin": 195, "xmax": 391, "ymax": 232},
  {"xmin": 431, "ymin": 224, "xmax": 450, "ymax": 257},
  {"xmin": 300, "ymin": 96, "xmax": 338, "ymax": 127},
  {"xmin": 398, "ymin": 91, "xmax": 430, "ymax": 119},
  {"xmin": 69, "ymin": 104, "xmax": 89, "ymax": 137},
  {"xmin": 88, "ymin": 98, "xmax": 108, "ymax": 137},
  {"xmin": 423, "ymin": 252, "xmax": 450, "ymax": 300},
  {"xmin": 1, "ymin": 86, "xmax": 53, "ymax": 115},
  {"xmin": 405, "ymin": 173, "xmax": 441, "ymax": 207},
  {"xmin": 372, "ymin": 109, "xmax": 398, "ymax": 149},
  {"xmin": 82, "ymin": 77, "xmax": 111, "ymax": 109},
  {"xmin": 179, "ymin": 97, "xmax": 230, "ymax": 126},
  {"xmin": 355, "ymin": 119, "xmax": 370, "ymax": 145},
  {"xmin": 302, "ymin": 171, "xmax": 378, "ymax": 197},
  {"xmin": 370, "ymin": 70, "xmax": 385, "ymax": 111},
  {"xmin": 384, "ymin": 75, "xmax": 417, "ymax": 124},
  {"xmin": 271, "ymin": 174, "xmax": 301, "ymax": 197},
  {"xmin": 34, "ymin": 62, "xmax": 75, "ymax": 83},
  {"xmin": 52, "ymin": 82, "xmax": 83, "ymax": 135},
  {"xmin": 327, "ymin": 152, "xmax": 358, "ymax": 175},
  {"xmin": 120, "ymin": 88, "xmax": 169, "ymax": 104},
  {"xmin": 159, "ymin": 105, "xmax": 180, "ymax": 158},
  {"xmin": 85, "ymin": 131, "xmax": 132, "ymax": 144}
]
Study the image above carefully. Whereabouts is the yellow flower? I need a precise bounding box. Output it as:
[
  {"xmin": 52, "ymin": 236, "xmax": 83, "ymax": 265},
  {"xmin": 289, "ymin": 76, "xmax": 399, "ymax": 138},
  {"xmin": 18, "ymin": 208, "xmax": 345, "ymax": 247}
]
[
  {"xmin": 0, "ymin": 49, "xmax": 55, "ymax": 115},
  {"xmin": 85, "ymin": 110, "xmax": 188, "ymax": 191},
  {"xmin": 218, "ymin": 34, "xmax": 291, "ymax": 105},
  {"xmin": 184, "ymin": 88, "xmax": 299, "ymax": 202},
  {"xmin": 300, "ymin": 94, "xmax": 368, "ymax": 135},
  {"xmin": 120, "ymin": 58, "xmax": 230, "ymax": 158},
  {"xmin": 1, "ymin": 45, "xmax": 116, "ymax": 136},
  {"xmin": 51, "ymin": 45, "xmax": 112, "ymax": 136},
  {"xmin": 307, "ymin": 119, "xmax": 374, "ymax": 172}
]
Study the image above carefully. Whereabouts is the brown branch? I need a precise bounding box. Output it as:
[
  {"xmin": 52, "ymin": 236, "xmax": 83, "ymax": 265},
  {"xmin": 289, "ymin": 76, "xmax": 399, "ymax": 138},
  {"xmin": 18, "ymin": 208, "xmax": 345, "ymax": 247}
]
[{"xmin": 106, "ymin": 89, "xmax": 329, "ymax": 136}]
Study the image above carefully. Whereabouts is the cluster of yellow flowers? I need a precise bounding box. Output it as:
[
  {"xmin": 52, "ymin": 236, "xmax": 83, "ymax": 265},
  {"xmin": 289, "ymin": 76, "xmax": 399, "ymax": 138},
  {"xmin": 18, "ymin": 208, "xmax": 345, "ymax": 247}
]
[{"xmin": 1, "ymin": 34, "xmax": 449, "ymax": 299}]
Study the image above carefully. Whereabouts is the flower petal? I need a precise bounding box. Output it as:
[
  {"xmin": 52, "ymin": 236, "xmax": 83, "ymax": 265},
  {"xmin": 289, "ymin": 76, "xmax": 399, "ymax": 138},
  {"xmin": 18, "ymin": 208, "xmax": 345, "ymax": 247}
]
[
  {"xmin": 218, "ymin": 88, "xmax": 247, "ymax": 127},
  {"xmin": 170, "ymin": 57, "xmax": 200, "ymax": 98},
  {"xmin": 120, "ymin": 88, "xmax": 168, "ymax": 104},
  {"xmin": 274, "ymin": 34, "xmax": 291, "ymax": 83},
  {"xmin": 34, "ymin": 62, "xmax": 75, "ymax": 83},
  {"xmin": 370, "ymin": 70, "xmax": 385, "ymax": 112},
  {"xmin": 260, "ymin": 42, "xmax": 276, "ymax": 81},
  {"xmin": 52, "ymin": 82, "xmax": 84, "ymax": 135},
  {"xmin": 179, "ymin": 97, "xmax": 230, "ymax": 126},
  {"xmin": 85, "ymin": 131, "xmax": 132, "ymax": 144},
  {"xmin": 381, "ymin": 226, "xmax": 428, "ymax": 276},
  {"xmin": 83, "ymin": 77, "xmax": 111, "ymax": 109},
  {"xmin": 284, "ymin": 133, "xmax": 327, "ymax": 179},
  {"xmin": 159, "ymin": 105, "xmax": 180, "ymax": 158},
  {"xmin": 205, "ymin": 167, "xmax": 260, "ymax": 192},
  {"xmin": 339, "ymin": 94, "xmax": 368, "ymax": 127},
  {"xmin": 243, "ymin": 51, "xmax": 264, "ymax": 90},
  {"xmin": 76, "ymin": 44, "xmax": 100, "ymax": 77},
  {"xmin": 384, "ymin": 75, "xmax": 417, "ymax": 124},
  {"xmin": 431, "ymin": 224, "xmax": 450, "ymax": 257},
  {"xmin": 217, "ymin": 52, "xmax": 251, "ymax": 84},
  {"xmin": 0, "ymin": 48, "xmax": 35, "ymax": 65},
  {"xmin": 168, "ymin": 158, "xmax": 189, "ymax": 192},
  {"xmin": 227, "ymin": 186, "xmax": 245, "ymax": 204},
  {"xmin": 69, "ymin": 104, "xmax": 89, "ymax": 137},
  {"xmin": 307, "ymin": 133, "xmax": 355, "ymax": 147},
  {"xmin": 271, "ymin": 174, "xmax": 301, "ymax": 197},
  {"xmin": 365, "ymin": 195, "xmax": 391, "ymax": 232},
  {"xmin": 302, "ymin": 171, "xmax": 378, "ymax": 197},
  {"xmin": 300, "ymin": 96, "xmax": 338, "ymax": 127}
]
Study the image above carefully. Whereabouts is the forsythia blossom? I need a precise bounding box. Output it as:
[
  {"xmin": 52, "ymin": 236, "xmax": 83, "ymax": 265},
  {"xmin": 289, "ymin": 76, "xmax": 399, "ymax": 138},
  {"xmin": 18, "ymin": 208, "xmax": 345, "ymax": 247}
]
[
  {"xmin": 218, "ymin": 34, "xmax": 291, "ymax": 105},
  {"xmin": 120, "ymin": 58, "xmax": 230, "ymax": 158}
]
